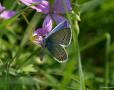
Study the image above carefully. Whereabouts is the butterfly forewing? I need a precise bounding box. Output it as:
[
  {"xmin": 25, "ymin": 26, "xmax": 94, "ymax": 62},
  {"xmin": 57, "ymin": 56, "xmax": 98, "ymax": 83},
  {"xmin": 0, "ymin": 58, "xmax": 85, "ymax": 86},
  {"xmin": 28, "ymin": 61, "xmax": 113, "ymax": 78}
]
[
  {"xmin": 46, "ymin": 28, "xmax": 71, "ymax": 46},
  {"xmin": 44, "ymin": 20, "xmax": 71, "ymax": 46},
  {"xmin": 46, "ymin": 42, "xmax": 68, "ymax": 63},
  {"xmin": 45, "ymin": 20, "xmax": 70, "ymax": 39}
]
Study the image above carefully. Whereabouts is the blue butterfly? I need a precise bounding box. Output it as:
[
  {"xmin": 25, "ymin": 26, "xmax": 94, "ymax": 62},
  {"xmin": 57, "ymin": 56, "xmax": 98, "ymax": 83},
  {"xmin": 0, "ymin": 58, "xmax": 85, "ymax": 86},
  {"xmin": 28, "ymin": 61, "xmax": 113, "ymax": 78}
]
[{"xmin": 42, "ymin": 20, "xmax": 72, "ymax": 63}]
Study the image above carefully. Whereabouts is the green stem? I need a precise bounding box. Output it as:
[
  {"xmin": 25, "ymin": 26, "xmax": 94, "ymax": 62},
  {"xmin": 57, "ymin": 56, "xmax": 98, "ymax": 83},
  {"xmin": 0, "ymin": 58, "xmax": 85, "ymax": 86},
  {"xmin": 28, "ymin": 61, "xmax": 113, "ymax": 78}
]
[
  {"xmin": 62, "ymin": 0, "xmax": 86, "ymax": 89},
  {"xmin": 104, "ymin": 33, "xmax": 111, "ymax": 90},
  {"xmin": 73, "ymin": 30, "xmax": 86, "ymax": 90},
  {"xmin": 4, "ymin": 58, "xmax": 10, "ymax": 90},
  {"xmin": 21, "ymin": 13, "xmax": 29, "ymax": 25},
  {"xmin": 10, "ymin": 1, "xmax": 17, "ymax": 10}
]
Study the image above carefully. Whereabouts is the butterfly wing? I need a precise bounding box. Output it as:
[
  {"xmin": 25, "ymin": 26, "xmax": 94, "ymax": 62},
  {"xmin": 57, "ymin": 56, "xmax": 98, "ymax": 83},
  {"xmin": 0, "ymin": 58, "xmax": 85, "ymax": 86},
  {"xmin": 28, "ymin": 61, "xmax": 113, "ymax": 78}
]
[
  {"xmin": 44, "ymin": 20, "xmax": 71, "ymax": 46},
  {"xmin": 46, "ymin": 28, "xmax": 71, "ymax": 46},
  {"xmin": 43, "ymin": 20, "xmax": 71, "ymax": 62},
  {"xmin": 46, "ymin": 42, "xmax": 68, "ymax": 63}
]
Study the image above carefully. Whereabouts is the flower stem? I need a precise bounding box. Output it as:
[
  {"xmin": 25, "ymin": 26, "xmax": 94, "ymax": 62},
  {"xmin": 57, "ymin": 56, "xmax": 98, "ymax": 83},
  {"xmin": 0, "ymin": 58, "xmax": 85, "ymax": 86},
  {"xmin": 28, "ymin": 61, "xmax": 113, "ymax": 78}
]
[
  {"xmin": 62, "ymin": 0, "xmax": 86, "ymax": 89},
  {"xmin": 104, "ymin": 33, "xmax": 111, "ymax": 90},
  {"xmin": 72, "ymin": 29, "xmax": 86, "ymax": 90}
]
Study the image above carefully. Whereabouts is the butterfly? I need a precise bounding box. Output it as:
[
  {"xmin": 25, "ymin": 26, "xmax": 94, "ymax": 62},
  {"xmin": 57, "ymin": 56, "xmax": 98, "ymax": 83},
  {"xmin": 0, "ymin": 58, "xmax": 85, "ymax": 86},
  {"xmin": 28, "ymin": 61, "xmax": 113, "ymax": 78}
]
[{"xmin": 42, "ymin": 20, "xmax": 72, "ymax": 63}]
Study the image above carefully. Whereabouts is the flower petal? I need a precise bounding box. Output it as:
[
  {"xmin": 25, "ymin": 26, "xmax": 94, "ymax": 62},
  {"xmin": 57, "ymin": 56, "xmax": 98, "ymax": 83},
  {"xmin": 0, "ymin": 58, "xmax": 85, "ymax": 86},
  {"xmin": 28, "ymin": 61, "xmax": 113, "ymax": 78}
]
[
  {"xmin": 35, "ymin": 0, "xmax": 49, "ymax": 14},
  {"xmin": 20, "ymin": 0, "xmax": 49, "ymax": 14},
  {"xmin": 33, "ymin": 15, "xmax": 52, "ymax": 39},
  {"xmin": 53, "ymin": 0, "xmax": 72, "ymax": 14},
  {"xmin": 43, "ymin": 15, "xmax": 52, "ymax": 33},
  {"xmin": 33, "ymin": 30, "xmax": 43, "ymax": 46},
  {"xmin": 0, "ymin": 3, "xmax": 5, "ymax": 12},
  {"xmin": 0, "ymin": 10, "xmax": 16, "ymax": 19},
  {"xmin": 34, "ymin": 28, "xmax": 45, "ymax": 36},
  {"xmin": 52, "ymin": 14, "xmax": 66, "ymax": 24}
]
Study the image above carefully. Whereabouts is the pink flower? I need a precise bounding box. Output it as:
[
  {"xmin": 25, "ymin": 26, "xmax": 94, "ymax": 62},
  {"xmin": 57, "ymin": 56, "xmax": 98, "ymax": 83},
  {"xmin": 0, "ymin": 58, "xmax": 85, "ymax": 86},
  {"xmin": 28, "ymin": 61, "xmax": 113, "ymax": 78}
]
[
  {"xmin": 19, "ymin": 0, "xmax": 49, "ymax": 14},
  {"xmin": 0, "ymin": 3, "xmax": 5, "ymax": 12},
  {"xmin": 19, "ymin": 0, "xmax": 72, "ymax": 24},
  {"xmin": 0, "ymin": 3, "xmax": 16, "ymax": 19},
  {"xmin": 33, "ymin": 15, "xmax": 52, "ymax": 46},
  {"xmin": 0, "ymin": 10, "xmax": 16, "ymax": 19}
]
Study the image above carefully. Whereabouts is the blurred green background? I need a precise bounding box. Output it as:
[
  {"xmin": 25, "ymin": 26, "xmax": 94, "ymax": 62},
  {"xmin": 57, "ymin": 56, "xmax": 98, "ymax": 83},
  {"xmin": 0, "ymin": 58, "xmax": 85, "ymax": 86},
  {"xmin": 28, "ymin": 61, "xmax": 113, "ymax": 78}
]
[{"xmin": 0, "ymin": 0, "xmax": 114, "ymax": 90}]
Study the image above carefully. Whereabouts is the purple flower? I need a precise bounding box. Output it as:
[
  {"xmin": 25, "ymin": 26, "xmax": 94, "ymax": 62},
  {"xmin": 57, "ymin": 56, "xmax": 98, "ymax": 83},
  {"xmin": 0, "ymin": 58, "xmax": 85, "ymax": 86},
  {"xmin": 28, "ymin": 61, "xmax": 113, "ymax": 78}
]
[
  {"xmin": 53, "ymin": 0, "xmax": 72, "ymax": 14},
  {"xmin": 19, "ymin": 0, "xmax": 72, "ymax": 24},
  {"xmin": 0, "ymin": 3, "xmax": 5, "ymax": 12},
  {"xmin": 50, "ymin": 0, "xmax": 72, "ymax": 24},
  {"xmin": 33, "ymin": 15, "xmax": 52, "ymax": 46},
  {"xmin": 19, "ymin": 0, "xmax": 49, "ymax": 14},
  {"xmin": 0, "ymin": 4, "xmax": 16, "ymax": 19},
  {"xmin": 0, "ymin": 10, "xmax": 16, "ymax": 19},
  {"xmin": 52, "ymin": 14, "xmax": 66, "ymax": 24}
]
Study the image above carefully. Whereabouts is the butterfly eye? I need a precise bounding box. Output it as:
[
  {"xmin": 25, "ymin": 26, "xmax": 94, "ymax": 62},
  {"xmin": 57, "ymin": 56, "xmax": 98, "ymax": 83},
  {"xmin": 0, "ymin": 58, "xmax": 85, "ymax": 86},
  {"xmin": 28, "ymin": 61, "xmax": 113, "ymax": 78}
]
[{"xmin": 42, "ymin": 36, "xmax": 46, "ymax": 38}]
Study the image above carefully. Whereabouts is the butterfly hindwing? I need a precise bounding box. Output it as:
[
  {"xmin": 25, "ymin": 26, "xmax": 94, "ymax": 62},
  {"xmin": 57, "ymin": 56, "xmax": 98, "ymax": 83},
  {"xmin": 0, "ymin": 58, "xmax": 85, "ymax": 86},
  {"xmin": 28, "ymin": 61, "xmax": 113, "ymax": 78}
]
[{"xmin": 46, "ymin": 42, "xmax": 68, "ymax": 63}]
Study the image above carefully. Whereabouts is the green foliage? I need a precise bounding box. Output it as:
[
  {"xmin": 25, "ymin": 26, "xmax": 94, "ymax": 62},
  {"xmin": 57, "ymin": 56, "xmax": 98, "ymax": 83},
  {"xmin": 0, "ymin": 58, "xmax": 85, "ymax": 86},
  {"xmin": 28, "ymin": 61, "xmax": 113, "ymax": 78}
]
[{"xmin": 0, "ymin": 0, "xmax": 114, "ymax": 90}]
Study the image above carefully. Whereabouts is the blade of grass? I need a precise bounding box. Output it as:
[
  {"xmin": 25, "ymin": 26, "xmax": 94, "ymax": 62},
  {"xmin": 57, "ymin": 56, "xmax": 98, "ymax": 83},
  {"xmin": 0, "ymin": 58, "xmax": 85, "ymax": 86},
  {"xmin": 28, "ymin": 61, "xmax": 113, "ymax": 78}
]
[
  {"xmin": 2, "ymin": 57, "xmax": 10, "ymax": 90},
  {"xmin": 10, "ymin": 0, "xmax": 18, "ymax": 10},
  {"xmin": 104, "ymin": 33, "xmax": 111, "ymax": 90},
  {"xmin": 21, "ymin": 13, "xmax": 29, "ymax": 24},
  {"xmin": 73, "ymin": 32, "xmax": 86, "ymax": 90}
]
